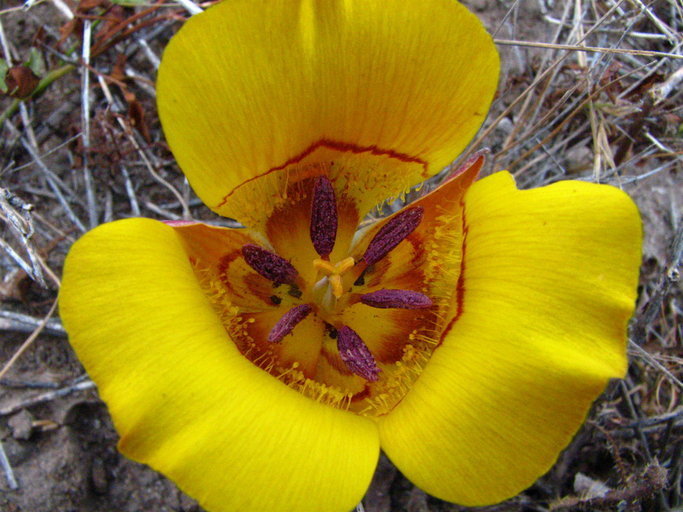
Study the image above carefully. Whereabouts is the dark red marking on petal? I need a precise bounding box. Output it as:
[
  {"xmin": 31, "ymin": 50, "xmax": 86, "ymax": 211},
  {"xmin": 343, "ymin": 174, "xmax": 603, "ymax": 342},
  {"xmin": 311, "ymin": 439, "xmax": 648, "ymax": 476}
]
[
  {"xmin": 360, "ymin": 289, "xmax": 432, "ymax": 309},
  {"xmin": 310, "ymin": 175, "xmax": 338, "ymax": 258},
  {"xmin": 287, "ymin": 285, "xmax": 303, "ymax": 299},
  {"xmin": 217, "ymin": 252, "xmax": 274, "ymax": 307},
  {"xmin": 242, "ymin": 244, "xmax": 297, "ymax": 285},
  {"xmin": 350, "ymin": 386, "xmax": 371, "ymax": 403},
  {"xmin": 216, "ymin": 138, "xmax": 429, "ymax": 208},
  {"xmin": 337, "ymin": 326, "xmax": 380, "ymax": 382},
  {"xmin": 444, "ymin": 149, "xmax": 488, "ymax": 184},
  {"xmin": 324, "ymin": 323, "xmax": 338, "ymax": 339},
  {"xmin": 363, "ymin": 207, "xmax": 424, "ymax": 266},
  {"xmin": 268, "ymin": 304, "xmax": 312, "ymax": 343}
]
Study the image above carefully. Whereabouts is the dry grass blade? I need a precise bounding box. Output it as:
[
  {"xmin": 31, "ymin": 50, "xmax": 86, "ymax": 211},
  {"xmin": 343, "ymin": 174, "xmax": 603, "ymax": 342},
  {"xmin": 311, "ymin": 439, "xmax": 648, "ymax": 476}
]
[
  {"xmin": 495, "ymin": 38, "xmax": 683, "ymax": 59},
  {"xmin": 80, "ymin": 18, "xmax": 97, "ymax": 228},
  {"xmin": 0, "ymin": 438, "xmax": 18, "ymax": 490},
  {"xmin": 0, "ymin": 299, "xmax": 57, "ymax": 381}
]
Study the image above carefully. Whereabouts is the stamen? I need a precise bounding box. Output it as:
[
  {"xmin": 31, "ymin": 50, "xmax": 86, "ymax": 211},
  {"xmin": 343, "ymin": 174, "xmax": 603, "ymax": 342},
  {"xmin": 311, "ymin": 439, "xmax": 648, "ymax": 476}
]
[
  {"xmin": 268, "ymin": 304, "xmax": 313, "ymax": 343},
  {"xmin": 337, "ymin": 326, "xmax": 380, "ymax": 382},
  {"xmin": 242, "ymin": 244, "xmax": 297, "ymax": 285},
  {"xmin": 310, "ymin": 175, "xmax": 338, "ymax": 258},
  {"xmin": 360, "ymin": 289, "xmax": 433, "ymax": 309},
  {"xmin": 363, "ymin": 206, "xmax": 424, "ymax": 265}
]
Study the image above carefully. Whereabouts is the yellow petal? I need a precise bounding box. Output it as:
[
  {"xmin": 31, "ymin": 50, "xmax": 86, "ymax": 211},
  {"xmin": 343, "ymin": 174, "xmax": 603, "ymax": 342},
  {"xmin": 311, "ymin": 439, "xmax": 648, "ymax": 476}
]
[
  {"xmin": 378, "ymin": 172, "xmax": 641, "ymax": 505},
  {"xmin": 157, "ymin": 0, "xmax": 499, "ymax": 223},
  {"xmin": 59, "ymin": 218, "xmax": 379, "ymax": 512}
]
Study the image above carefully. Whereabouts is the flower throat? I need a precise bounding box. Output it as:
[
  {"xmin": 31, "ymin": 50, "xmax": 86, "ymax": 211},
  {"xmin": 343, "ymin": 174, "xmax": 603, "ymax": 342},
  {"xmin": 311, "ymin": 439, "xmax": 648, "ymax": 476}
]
[{"xmin": 189, "ymin": 165, "xmax": 468, "ymax": 417}]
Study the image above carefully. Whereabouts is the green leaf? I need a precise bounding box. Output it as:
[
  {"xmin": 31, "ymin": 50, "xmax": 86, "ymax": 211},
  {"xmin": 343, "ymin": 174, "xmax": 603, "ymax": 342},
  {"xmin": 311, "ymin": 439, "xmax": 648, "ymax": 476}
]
[
  {"xmin": 25, "ymin": 47, "xmax": 46, "ymax": 77},
  {"xmin": 0, "ymin": 59, "xmax": 8, "ymax": 93},
  {"xmin": 111, "ymin": 0, "xmax": 149, "ymax": 5}
]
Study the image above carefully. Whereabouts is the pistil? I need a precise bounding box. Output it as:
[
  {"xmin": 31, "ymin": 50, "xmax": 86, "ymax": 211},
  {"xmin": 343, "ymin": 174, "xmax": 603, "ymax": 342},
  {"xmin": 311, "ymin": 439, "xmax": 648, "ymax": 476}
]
[{"xmin": 313, "ymin": 256, "xmax": 356, "ymax": 299}]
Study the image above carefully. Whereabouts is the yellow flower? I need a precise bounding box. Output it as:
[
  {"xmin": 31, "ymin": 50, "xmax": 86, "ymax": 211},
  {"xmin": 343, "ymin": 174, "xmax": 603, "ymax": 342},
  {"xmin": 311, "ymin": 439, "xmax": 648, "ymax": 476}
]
[{"xmin": 59, "ymin": 1, "xmax": 642, "ymax": 511}]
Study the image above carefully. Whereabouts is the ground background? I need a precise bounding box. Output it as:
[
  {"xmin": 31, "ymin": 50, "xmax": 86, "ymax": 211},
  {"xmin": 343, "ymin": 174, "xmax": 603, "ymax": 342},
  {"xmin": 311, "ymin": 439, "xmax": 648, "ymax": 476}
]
[{"xmin": 0, "ymin": 0, "xmax": 681, "ymax": 510}]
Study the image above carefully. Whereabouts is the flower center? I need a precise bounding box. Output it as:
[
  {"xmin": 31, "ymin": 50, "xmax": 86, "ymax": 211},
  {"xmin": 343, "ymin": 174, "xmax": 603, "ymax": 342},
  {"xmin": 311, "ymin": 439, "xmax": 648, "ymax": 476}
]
[
  {"xmin": 239, "ymin": 176, "xmax": 432, "ymax": 386},
  {"xmin": 189, "ymin": 162, "xmax": 469, "ymax": 417}
]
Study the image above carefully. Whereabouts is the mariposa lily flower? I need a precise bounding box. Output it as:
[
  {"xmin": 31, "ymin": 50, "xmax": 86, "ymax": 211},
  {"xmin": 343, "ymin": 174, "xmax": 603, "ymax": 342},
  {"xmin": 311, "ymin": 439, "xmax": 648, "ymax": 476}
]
[{"xmin": 59, "ymin": 1, "xmax": 642, "ymax": 511}]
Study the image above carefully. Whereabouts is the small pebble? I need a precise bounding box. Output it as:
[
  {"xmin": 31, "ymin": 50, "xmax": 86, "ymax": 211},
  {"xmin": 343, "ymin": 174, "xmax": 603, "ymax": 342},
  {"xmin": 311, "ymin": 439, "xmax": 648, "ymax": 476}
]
[{"xmin": 8, "ymin": 409, "xmax": 34, "ymax": 441}]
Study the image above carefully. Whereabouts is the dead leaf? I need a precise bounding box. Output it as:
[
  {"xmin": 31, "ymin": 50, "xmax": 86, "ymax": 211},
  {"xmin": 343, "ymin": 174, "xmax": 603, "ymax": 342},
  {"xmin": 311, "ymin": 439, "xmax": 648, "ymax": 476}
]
[
  {"xmin": 4, "ymin": 65, "xmax": 40, "ymax": 99},
  {"xmin": 125, "ymin": 90, "xmax": 151, "ymax": 143},
  {"xmin": 574, "ymin": 472, "xmax": 611, "ymax": 499}
]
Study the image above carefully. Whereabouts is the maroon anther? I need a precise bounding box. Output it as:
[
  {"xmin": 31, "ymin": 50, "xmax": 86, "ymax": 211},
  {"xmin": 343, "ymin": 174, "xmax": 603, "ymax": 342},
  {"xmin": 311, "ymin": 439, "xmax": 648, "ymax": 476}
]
[
  {"xmin": 268, "ymin": 304, "xmax": 312, "ymax": 343},
  {"xmin": 360, "ymin": 289, "xmax": 432, "ymax": 309},
  {"xmin": 337, "ymin": 326, "xmax": 380, "ymax": 382},
  {"xmin": 310, "ymin": 175, "xmax": 338, "ymax": 258},
  {"xmin": 242, "ymin": 244, "xmax": 297, "ymax": 285},
  {"xmin": 363, "ymin": 207, "xmax": 424, "ymax": 265}
]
